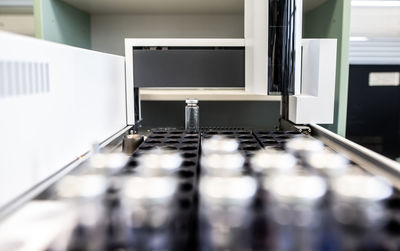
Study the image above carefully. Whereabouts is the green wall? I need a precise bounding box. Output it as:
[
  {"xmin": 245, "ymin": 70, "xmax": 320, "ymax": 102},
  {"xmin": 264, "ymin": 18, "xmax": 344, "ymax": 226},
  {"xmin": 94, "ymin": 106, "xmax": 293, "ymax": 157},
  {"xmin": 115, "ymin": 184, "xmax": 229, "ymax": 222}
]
[
  {"xmin": 303, "ymin": 0, "xmax": 351, "ymax": 137},
  {"xmin": 34, "ymin": 0, "xmax": 91, "ymax": 49}
]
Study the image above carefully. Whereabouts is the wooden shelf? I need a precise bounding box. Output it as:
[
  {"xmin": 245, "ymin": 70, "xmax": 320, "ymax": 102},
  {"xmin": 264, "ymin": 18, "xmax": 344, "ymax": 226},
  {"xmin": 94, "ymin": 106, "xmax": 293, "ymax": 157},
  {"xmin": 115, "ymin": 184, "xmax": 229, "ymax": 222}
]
[
  {"xmin": 139, "ymin": 88, "xmax": 281, "ymax": 101},
  {"xmin": 61, "ymin": 0, "xmax": 325, "ymax": 15}
]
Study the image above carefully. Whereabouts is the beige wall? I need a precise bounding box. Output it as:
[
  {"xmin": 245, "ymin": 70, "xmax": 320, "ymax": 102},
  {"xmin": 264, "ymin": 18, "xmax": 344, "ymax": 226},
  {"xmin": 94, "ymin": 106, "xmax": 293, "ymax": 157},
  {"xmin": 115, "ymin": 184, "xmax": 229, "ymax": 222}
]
[{"xmin": 0, "ymin": 14, "xmax": 35, "ymax": 36}]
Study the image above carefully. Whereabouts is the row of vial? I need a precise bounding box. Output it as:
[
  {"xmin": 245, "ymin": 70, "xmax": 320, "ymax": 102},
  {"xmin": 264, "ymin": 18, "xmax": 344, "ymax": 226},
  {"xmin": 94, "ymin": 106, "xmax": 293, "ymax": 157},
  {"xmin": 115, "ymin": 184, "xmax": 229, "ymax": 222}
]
[
  {"xmin": 199, "ymin": 135, "xmax": 395, "ymax": 251},
  {"xmin": 51, "ymin": 146, "xmax": 184, "ymax": 250},
  {"xmin": 50, "ymin": 134, "xmax": 395, "ymax": 251}
]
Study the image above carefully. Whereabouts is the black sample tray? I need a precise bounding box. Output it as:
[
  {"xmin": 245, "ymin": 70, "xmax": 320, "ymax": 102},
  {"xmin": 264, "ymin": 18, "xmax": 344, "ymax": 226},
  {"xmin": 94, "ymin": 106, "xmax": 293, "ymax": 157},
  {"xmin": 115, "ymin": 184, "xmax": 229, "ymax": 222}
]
[
  {"xmin": 253, "ymin": 130, "xmax": 302, "ymax": 150},
  {"xmin": 123, "ymin": 129, "xmax": 201, "ymax": 250},
  {"xmin": 202, "ymin": 130, "xmax": 263, "ymax": 173},
  {"xmin": 41, "ymin": 129, "xmax": 400, "ymax": 250}
]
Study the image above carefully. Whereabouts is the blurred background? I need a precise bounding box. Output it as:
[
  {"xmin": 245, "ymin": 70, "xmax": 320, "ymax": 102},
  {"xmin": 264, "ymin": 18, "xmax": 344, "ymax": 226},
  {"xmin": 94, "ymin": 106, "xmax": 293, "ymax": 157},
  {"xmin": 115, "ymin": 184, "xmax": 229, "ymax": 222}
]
[{"xmin": 0, "ymin": 0, "xmax": 399, "ymax": 162}]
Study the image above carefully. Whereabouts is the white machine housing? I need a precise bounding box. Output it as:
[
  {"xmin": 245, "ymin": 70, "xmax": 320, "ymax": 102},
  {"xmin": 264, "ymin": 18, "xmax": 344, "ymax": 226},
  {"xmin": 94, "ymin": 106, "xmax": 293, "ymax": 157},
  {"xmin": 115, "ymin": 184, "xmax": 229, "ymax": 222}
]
[
  {"xmin": 124, "ymin": 38, "xmax": 337, "ymax": 125},
  {"xmin": 0, "ymin": 0, "xmax": 337, "ymax": 210},
  {"xmin": 0, "ymin": 31, "xmax": 127, "ymax": 209}
]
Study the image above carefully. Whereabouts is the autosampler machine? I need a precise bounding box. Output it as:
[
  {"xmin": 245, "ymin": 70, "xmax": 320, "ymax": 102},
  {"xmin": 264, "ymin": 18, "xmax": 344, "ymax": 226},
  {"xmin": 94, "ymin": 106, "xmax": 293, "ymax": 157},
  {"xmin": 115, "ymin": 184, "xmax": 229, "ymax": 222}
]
[{"xmin": 1, "ymin": 0, "xmax": 400, "ymax": 250}]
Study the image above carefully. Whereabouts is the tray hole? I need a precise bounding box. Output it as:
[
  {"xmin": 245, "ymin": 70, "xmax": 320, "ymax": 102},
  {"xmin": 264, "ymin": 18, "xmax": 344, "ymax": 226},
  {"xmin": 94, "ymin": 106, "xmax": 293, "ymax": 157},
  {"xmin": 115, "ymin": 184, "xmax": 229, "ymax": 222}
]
[
  {"xmin": 183, "ymin": 152, "xmax": 196, "ymax": 158},
  {"xmin": 153, "ymin": 131, "xmax": 167, "ymax": 134},
  {"xmin": 132, "ymin": 152, "xmax": 141, "ymax": 158},
  {"xmin": 386, "ymin": 197, "xmax": 400, "ymax": 210},
  {"xmin": 245, "ymin": 152, "xmax": 254, "ymax": 158},
  {"xmin": 185, "ymin": 131, "xmax": 198, "ymax": 134},
  {"xmin": 178, "ymin": 198, "xmax": 192, "ymax": 210},
  {"xmin": 257, "ymin": 131, "xmax": 273, "ymax": 135},
  {"xmin": 170, "ymin": 131, "xmax": 183, "ymax": 134},
  {"xmin": 259, "ymin": 135, "xmax": 275, "ymax": 140},
  {"xmin": 243, "ymin": 146, "xmax": 258, "ymax": 151},
  {"xmin": 184, "ymin": 135, "xmax": 198, "ymax": 139},
  {"xmin": 165, "ymin": 140, "xmax": 179, "ymax": 144},
  {"xmin": 241, "ymin": 140, "xmax": 257, "ymax": 145},
  {"xmin": 385, "ymin": 219, "xmax": 400, "ymax": 235},
  {"xmin": 178, "ymin": 170, "xmax": 194, "ymax": 178},
  {"xmin": 179, "ymin": 183, "xmax": 193, "ymax": 192},
  {"xmin": 146, "ymin": 140, "xmax": 162, "ymax": 144},
  {"xmin": 180, "ymin": 146, "xmax": 197, "ymax": 151},
  {"xmin": 238, "ymin": 135, "xmax": 253, "ymax": 140},
  {"xmin": 148, "ymin": 135, "xmax": 164, "ymax": 139},
  {"xmin": 182, "ymin": 160, "xmax": 196, "ymax": 167},
  {"xmin": 139, "ymin": 146, "xmax": 153, "ymax": 151},
  {"xmin": 127, "ymin": 160, "xmax": 138, "ymax": 167},
  {"xmin": 275, "ymin": 135, "xmax": 290, "ymax": 140},
  {"xmin": 182, "ymin": 141, "xmax": 197, "ymax": 145},
  {"xmin": 167, "ymin": 135, "xmax": 181, "ymax": 139}
]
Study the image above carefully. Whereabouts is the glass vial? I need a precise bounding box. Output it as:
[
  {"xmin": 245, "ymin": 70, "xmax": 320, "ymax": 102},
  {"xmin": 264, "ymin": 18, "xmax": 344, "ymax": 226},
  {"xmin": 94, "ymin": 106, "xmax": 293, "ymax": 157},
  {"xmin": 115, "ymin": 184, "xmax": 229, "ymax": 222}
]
[{"xmin": 185, "ymin": 99, "xmax": 199, "ymax": 132}]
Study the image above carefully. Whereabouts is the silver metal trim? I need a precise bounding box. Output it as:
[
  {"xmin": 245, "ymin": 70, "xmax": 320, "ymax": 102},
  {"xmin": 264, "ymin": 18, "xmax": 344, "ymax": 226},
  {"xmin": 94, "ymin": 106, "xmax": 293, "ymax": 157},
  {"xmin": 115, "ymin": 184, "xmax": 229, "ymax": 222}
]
[
  {"xmin": 0, "ymin": 126, "xmax": 132, "ymax": 221},
  {"xmin": 310, "ymin": 123, "xmax": 400, "ymax": 189}
]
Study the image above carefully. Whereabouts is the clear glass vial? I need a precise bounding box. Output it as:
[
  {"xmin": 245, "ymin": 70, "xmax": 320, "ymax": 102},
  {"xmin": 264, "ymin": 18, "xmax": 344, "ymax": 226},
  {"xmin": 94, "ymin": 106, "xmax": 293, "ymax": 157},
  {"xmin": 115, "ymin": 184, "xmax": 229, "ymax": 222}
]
[{"xmin": 185, "ymin": 99, "xmax": 199, "ymax": 131}]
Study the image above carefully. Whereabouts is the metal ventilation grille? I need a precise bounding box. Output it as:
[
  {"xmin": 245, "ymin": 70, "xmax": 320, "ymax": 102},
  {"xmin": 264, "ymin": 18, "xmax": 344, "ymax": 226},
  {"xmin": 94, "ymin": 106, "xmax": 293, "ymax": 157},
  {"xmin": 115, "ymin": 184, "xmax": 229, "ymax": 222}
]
[
  {"xmin": 0, "ymin": 61, "xmax": 50, "ymax": 97},
  {"xmin": 350, "ymin": 38, "xmax": 400, "ymax": 65}
]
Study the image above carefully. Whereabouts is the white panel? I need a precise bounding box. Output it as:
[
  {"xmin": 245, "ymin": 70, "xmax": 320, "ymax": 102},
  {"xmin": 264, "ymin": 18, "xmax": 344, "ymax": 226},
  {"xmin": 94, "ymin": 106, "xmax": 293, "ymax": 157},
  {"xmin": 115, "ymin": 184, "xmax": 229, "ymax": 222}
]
[
  {"xmin": 124, "ymin": 38, "xmax": 245, "ymax": 124},
  {"xmin": 351, "ymin": 7, "xmax": 400, "ymax": 38},
  {"xmin": 91, "ymin": 15, "xmax": 244, "ymax": 55},
  {"xmin": 294, "ymin": 0, "xmax": 303, "ymax": 95},
  {"xmin": 0, "ymin": 31, "xmax": 127, "ymax": 209},
  {"xmin": 289, "ymin": 39, "xmax": 337, "ymax": 124},
  {"xmin": 245, "ymin": 0, "xmax": 268, "ymax": 94},
  {"xmin": 350, "ymin": 4, "xmax": 400, "ymax": 65}
]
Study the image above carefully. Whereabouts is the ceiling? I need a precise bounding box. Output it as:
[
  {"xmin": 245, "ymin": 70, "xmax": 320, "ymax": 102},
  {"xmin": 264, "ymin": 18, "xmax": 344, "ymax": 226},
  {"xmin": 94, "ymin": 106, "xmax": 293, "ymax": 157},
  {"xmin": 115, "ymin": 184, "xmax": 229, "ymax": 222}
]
[{"xmin": 0, "ymin": 0, "xmax": 33, "ymax": 14}]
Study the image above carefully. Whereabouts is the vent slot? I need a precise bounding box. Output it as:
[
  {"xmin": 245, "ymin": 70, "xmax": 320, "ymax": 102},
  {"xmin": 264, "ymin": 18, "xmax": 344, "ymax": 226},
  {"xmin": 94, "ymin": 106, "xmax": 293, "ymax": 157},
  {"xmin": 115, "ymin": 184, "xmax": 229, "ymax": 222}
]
[{"xmin": 0, "ymin": 61, "xmax": 50, "ymax": 97}]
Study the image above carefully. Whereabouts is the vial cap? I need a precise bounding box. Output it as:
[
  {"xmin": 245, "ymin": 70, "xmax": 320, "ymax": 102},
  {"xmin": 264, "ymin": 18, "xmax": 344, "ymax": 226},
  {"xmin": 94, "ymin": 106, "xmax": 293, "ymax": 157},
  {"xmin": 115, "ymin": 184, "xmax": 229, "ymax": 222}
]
[
  {"xmin": 265, "ymin": 171, "xmax": 327, "ymax": 203},
  {"xmin": 200, "ymin": 176, "xmax": 257, "ymax": 204},
  {"xmin": 332, "ymin": 173, "xmax": 392, "ymax": 201},
  {"xmin": 306, "ymin": 150, "xmax": 349, "ymax": 175},
  {"xmin": 123, "ymin": 176, "xmax": 176, "ymax": 201},
  {"xmin": 137, "ymin": 147, "xmax": 183, "ymax": 175},
  {"xmin": 56, "ymin": 175, "xmax": 107, "ymax": 199},
  {"xmin": 186, "ymin": 99, "xmax": 198, "ymax": 104},
  {"xmin": 285, "ymin": 137, "xmax": 324, "ymax": 155},
  {"xmin": 251, "ymin": 149, "xmax": 297, "ymax": 174},
  {"xmin": 201, "ymin": 152, "xmax": 245, "ymax": 176},
  {"xmin": 202, "ymin": 135, "xmax": 239, "ymax": 154},
  {"xmin": 90, "ymin": 152, "xmax": 129, "ymax": 170}
]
